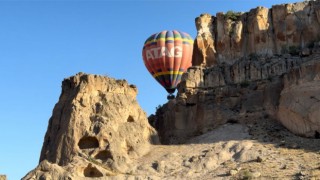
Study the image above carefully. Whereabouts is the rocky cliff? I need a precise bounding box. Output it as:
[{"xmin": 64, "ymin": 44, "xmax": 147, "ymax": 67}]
[
  {"xmin": 278, "ymin": 60, "xmax": 320, "ymax": 137},
  {"xmin": 0, "ymin": 175, "xmax": 6, "ymax": 180},
  {"xmin": 155, "ymin": 0, "xmax": 320, "ymax": 144},
  {"xmin": 193, "ymin": 0, "xmax": 320, "ymax": 66},
  {"xmin": 23, "ymin": 73, "xmax": 159, "ymax": 179}
]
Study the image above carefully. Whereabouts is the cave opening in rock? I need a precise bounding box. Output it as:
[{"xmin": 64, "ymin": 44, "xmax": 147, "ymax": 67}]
[
  {"xmin": 93, "ymin": 124, "xmax": 101, "ymax": 134},
  {"xmin": 127, "ymin": 115, "xmax": 135, "ymax": 122},
  {"xmin": 83, "ymin": 164, "xmax": 103, "ymax": 177},
  {"xmin": 95, "ymin": 150, "xmax": 113, "ymax": 161},
  {"xmin": 315, "ymin": 131, "xmax": 320, "ymax": 139},
  {"xmin": 78, "ymin": 136, "xmax": 99, "ymax": 149},
  {"xmin": 227, "ymin": 118, "xmax": 238, "ymax": 124}
]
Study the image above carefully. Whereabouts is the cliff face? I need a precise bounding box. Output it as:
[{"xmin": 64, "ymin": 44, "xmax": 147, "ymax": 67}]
[
  {"xmin": 155, "ymin": 1, "xmax": 320, "ymax": 144},
  {"xmin": 278, "ymin": 60, "xmax": 320, "ymax": 137},
  {"xmin": 193, "ymin": 1, "xmax": 320, "ymax": 67},
  {"xmin": 24, "ymin": 73, "xmax": 159, "ymax": 179}
]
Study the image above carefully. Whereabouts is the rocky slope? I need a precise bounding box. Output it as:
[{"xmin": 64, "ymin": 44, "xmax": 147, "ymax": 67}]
[
  {"xmin": 133, "ymin": 120, "xmax": 320, "ymax": 179},
  {"xmin": 25, "ymin": 108, "xmax": 320, "ymax": 179}
]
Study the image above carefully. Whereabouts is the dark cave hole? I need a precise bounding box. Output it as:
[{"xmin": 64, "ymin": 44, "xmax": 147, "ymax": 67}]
[{"xmin": 78, "ymin": 136, "xmax": 99, "ymax": 149}]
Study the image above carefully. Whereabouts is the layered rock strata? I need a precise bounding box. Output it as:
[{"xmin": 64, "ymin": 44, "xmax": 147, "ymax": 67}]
[
  {"xmin": 155, "ymin": 52, "xmax": 320, "ymax": 144},
  {"xmin": 153, "ymin": 0, "xmax": 320, "ymax": 144}
]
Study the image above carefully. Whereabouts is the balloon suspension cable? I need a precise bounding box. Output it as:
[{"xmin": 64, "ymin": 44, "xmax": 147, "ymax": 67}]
[{"xmin": 167, "ymin": 93, "xmax": 175, "ymax": 100}]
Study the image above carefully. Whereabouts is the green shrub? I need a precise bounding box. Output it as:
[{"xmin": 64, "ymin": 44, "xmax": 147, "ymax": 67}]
[
  {"xmin": 156, "ymin": 105, "xmax": 162, "ymax": 111},
  {"xmin": 225, "ymin": 11, "xmax": 242, "ymax": 21}
]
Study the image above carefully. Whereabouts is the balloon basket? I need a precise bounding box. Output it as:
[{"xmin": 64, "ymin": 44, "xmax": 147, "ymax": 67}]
[{"xmin": 167, "ymin": 94, "xmax": 175, "ymax": 100}]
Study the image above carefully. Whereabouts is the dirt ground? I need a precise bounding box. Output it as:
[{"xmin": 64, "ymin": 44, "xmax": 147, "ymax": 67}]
[{"xmin": 123, "ymin": 114, "xmax": 320, "ymax": 180}]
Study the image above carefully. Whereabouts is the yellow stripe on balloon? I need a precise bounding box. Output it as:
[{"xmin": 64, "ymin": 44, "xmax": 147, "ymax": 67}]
[
  {"xmin": 153, "ymin": 71, "xmax": 184, "ymax": 78},
  {"xmin": 145, "ymin": 38, "xmax": 193, "ymax": 46}
]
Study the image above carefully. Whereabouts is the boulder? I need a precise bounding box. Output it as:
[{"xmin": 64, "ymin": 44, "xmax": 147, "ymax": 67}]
[{"xmin": 278, "ymin": 61, "xmax": 320, "ymax": 137}]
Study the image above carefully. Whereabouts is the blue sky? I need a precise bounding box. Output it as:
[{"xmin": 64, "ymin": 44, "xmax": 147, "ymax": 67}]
[{"xmin": 0, "ymin": 0, "xmax": 299, "ymax": 179}]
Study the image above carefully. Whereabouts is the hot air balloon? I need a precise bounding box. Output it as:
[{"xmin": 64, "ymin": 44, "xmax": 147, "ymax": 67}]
[{"xmin": 142, "ymin": 30, "xmax": 193, "ymax": 99}]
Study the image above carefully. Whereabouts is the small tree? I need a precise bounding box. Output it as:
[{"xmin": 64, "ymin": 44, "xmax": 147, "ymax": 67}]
[{"xmin": 225, "ymin": 11, "xmax": 242, "ymax": 21}]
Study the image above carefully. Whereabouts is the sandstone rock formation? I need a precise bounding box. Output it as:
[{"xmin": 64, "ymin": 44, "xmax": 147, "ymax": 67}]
[
  {"xmin": 193, "ymin": 0, "xmax": 320, "ymax": 66},
  {"xmin": 192, "ymin": 14, "xmax": 217, "ymax": 67},
  {"xmin": 23, "ymin": 73, "xmax": 159, "ymax": 179},
  {"xmin": 155, "ymin": 53, "xmax": 320, "ymax": 143},
  {"xmin": 278, "ymin": 60, "xmax": 320, "ymax": 137},
  {"xmin": 155, "ymin": 0, "xmax": 320, "ymax": 143},
  {"xmin": 0, "ymin": 175, "xmax": 6, "ymax": 180}
]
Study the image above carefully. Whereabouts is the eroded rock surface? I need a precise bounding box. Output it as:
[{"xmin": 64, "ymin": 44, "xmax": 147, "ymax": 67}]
[
  {"xmin": 193, "ymin": 1, "xmax": 320, "ymax": 66},
  {"xmin": 23, "ymin": 73, "xmax": 159, "ymax": 179},
  {"xmin": 193, "ymin": 14, "xmax": 217, "ymax": 67},
  {"xmin": 155, "ymin": 0, "xmax": 320, "ymax": 143},
  {"xmin": 155, "ymin": 52, "xmax": 320, "ymax": 143},
  {"xmin": 23, "ymin": 117, "xmax": 320, "ymax": 179},
  {"xmin": 278, "ymin": 60, "xmax": 320, "ymax": 137}
]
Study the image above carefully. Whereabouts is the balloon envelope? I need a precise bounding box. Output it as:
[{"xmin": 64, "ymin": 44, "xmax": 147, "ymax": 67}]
[{"xmin": 142, "ymin": 30, "xmax": 193, "ymax": 94}]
